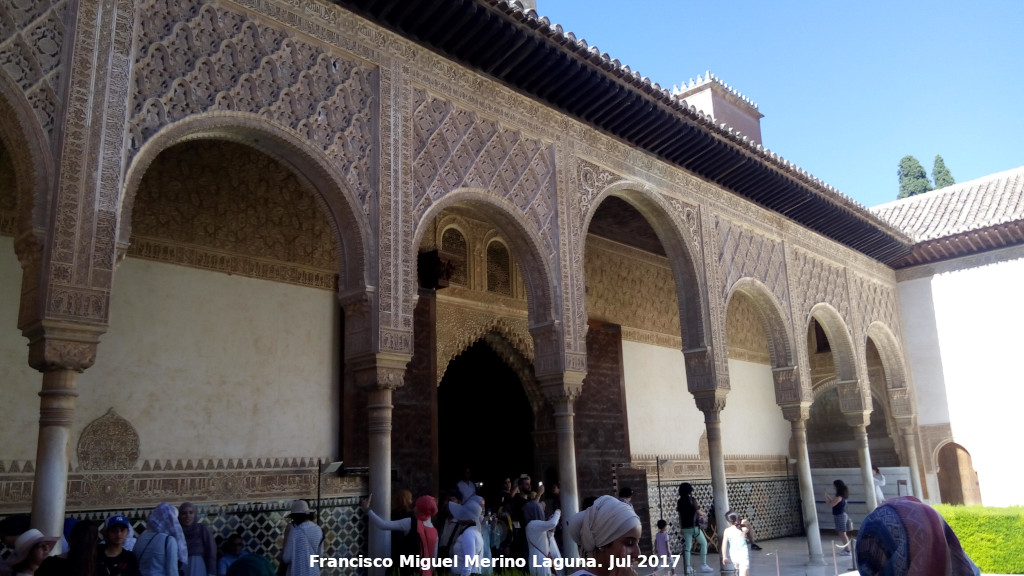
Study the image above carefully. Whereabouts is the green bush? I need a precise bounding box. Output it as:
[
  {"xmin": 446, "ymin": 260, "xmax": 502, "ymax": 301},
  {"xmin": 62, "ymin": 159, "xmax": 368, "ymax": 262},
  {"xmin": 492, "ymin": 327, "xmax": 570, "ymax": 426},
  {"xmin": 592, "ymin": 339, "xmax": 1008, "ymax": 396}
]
[{"xmin": 933, "ymin": 504, "xmax": 1024, "ymax": 574}]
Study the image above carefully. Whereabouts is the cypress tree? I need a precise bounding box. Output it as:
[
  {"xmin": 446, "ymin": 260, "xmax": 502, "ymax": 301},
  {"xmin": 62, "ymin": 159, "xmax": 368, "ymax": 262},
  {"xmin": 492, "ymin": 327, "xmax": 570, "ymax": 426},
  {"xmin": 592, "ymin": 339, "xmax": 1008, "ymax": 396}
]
[
  {"xmin": 933, "ymin": 155, "xmax": 955, "ymax": 189},
  {"xmin": 898, "ymin": 155, "xmax": 933, "ymax": 199}
]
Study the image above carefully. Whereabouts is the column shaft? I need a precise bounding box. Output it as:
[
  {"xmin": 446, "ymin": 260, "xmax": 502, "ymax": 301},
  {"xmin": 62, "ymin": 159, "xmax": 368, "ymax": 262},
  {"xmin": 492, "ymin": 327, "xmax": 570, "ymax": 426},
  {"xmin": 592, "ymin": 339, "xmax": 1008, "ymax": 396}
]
[
  {"xmin": 553, "ymin": 398, "xmax": 580, "ymax": 559},
  {"xmin": 791, "ymin": 418, "xmax": 824, "ymax": 564},
  {"xmin": 854, "ymin": 425, "xmax": 878, "ymax": 511},
  {"xmin": 367, "ymin": 387, "xmax": 393, "ymax": 576},
  {"xmin": 30, "ymin": 369, "xmax": 79, "ymax": 538},
  {"xmin": 704, "ymin": 413, "xmax": 729, "ymax": 531},
  {"xmin": 903, "ymin": 430, "xmax": 924, "ymax": 499}
]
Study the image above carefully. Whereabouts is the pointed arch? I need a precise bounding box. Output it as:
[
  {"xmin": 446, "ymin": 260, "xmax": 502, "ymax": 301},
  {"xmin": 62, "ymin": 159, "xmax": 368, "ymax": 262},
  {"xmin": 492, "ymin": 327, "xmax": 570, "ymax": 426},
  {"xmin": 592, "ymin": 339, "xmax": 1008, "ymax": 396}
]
[{"xmin": 121, "ymin": 113, "xmax": 371, "ymax": 294}]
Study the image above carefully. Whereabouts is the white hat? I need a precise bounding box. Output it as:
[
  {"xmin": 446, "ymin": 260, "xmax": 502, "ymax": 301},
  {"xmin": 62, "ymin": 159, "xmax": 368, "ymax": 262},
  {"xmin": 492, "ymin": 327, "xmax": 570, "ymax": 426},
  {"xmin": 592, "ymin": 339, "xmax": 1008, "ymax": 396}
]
[
  {"xmin": 287, "ymin": 500, "xmax": 313, "ymax": 516},
  {"xmin": 6, "ymin": 529, "xmax": 59, "ymax": 566}
]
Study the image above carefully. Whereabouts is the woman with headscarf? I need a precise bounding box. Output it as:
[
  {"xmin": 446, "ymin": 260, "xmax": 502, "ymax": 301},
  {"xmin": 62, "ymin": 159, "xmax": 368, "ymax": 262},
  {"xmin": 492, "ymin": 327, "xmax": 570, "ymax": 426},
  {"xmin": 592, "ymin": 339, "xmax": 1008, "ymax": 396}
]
[
  {"xmin": 363, "ymin": 494, "xmax": 439, "ymax": 576},
  {"xmin": 448, "ymin": 497, "xmax": 485, "ymax": 576},
  {"xmin": 135, "ymin": 503, "xmax": 187, "ymax": 576},
  {"xmin": 564, "ymin": 495, "xmax": 641, "ymax": 576},
  {"xmin": 856, "ymin": 496, "xmax": 980, "ymax": 576},
  {"xmin": 524, "ymin": 500, "xmax": 560, "ymax": 576},
  {"xmin": 179, "ymin": 502, "xmax": 216, "ymax": 576}
]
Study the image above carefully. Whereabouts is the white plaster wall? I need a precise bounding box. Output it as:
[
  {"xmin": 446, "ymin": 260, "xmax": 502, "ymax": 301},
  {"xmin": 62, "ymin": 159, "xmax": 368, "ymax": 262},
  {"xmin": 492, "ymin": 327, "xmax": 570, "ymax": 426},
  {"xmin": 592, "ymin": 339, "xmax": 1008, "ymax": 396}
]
[
  {"xmin": 926, "ymin": 258, "xmax": 1024, "ymax": 506},
  {"xmin": 720, "ymin": 359, "xmax": 790, "ymax": 456},
  {"xmin": 0, "ymin": 237, "xmax": 42, "ymax": 461},
  {"xmin": 72, "ymin": 258, "xmax": 341, "ymax": 462},
  {"xmin": 620, "ymin": 341, "xmax": 703, "ymax": 455},
  {"xmin": 899, "ymin": 277, "xmax": 950, "ymax": 425}
]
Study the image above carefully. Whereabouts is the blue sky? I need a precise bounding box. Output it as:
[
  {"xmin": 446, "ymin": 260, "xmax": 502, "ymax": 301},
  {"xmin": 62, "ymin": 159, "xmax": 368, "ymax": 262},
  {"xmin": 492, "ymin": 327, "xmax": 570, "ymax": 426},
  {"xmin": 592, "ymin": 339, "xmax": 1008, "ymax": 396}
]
[{"xmin": 537, "ymin": 0, "xmax": 1023, "ymax": 208}]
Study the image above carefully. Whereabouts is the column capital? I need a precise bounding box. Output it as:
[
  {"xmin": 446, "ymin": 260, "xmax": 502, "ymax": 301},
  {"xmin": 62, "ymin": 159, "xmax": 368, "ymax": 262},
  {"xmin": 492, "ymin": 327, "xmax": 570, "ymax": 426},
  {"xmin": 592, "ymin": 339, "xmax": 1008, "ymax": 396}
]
[
  {"xmin": 843, "ymin": 410, "xmax": 871, "ymax": 429},
  {"xmin": 23, "ymin": 321, "xmax": 105, "ymax": 373},
  {"xmin": 693, "ymin": 389, "xmax": 728, "ymax": 416},
  {"xmin": 350, "ymin": 352, "xmax": 411, "ymax": 390},
  {"xmin": 537, "ymin": 371, "xmax": 585, "ymax": 405},
  {"xmin": 779, "ymin": 402, "xmax": 811, "ymax": 423}
]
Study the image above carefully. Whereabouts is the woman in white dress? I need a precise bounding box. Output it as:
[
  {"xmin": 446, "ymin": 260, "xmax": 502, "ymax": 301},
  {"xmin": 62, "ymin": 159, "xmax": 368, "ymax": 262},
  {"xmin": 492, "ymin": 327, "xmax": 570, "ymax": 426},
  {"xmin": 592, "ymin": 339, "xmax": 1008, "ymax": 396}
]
[{"xmin": 524, "ymin": 500, "xmax": 561, "ymax": 576}]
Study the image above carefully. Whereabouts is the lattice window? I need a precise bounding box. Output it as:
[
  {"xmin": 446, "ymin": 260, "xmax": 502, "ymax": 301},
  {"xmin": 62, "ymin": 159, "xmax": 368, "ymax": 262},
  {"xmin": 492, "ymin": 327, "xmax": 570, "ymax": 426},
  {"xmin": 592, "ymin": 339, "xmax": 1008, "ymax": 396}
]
[
  {"xmin": 486, "ymin": 240, "xmax": 512, "ymax": 296},
  {"xmin": 441, "ymin": 228, "xmax": 468, "ymax": 286}
]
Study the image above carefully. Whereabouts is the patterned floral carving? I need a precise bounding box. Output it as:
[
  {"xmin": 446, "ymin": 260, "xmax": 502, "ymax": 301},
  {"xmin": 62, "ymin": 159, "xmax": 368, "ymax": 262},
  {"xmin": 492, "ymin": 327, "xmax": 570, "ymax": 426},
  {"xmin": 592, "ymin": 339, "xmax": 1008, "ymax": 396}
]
[
  {"xmin": 77, "ymin": 409, "xmax": 140, "ymax": 471},
  {"xmin": 789, "ymin": 247, "xmax": 850, "ymax": 322},
  {"xmin": 585, "ymin": 235, "xmax": 680, "ymax": 338},
  {"xmin": 0, "ymin": 0, "xmax": 65, "ymax": 142},
  {"xmin": 128, "ymin": 140, "xmax": 339, "ymax": 288},
  {"xmin": 849, "ymin": 272, "xmax": 901, "ymax": 346},
  {"xmin": 411, "ymin": 88, "xmax": 557, "ymax": 263},
  {"xmin": 126, "ymin": 0, "xmax": 377, "ymax": 213},
  {"xmin": 726, "ymin": 293, "xmax": 770, "ymax": 364},
  {"xmin": 714, "ymin": 216, "xmax": 789, "ymax": 309},
  {"xmin": 435, "ymin": 300, "xmax": 533, "ymax": 385}
]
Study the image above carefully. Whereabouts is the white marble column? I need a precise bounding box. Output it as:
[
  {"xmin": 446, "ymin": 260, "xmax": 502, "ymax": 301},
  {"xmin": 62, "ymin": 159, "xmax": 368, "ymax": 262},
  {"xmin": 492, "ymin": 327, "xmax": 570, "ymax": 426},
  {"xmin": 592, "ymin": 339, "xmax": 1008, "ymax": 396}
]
[
  {"xmin": 30, "ymin": 368, "xmax": 79, "ymax": 538},
  {"xmin": 703, "ymin": 410, "xmax": 729, "ymax": 532},
  {"xmin": 367, "ymin": 385, "xmax": 393, "ymax": 576},
  {"xmin": 552, "ymin": 393, "xmax": 581, "ymax": 558},
  {"xmin": 853, "ymin": 423, "xmax": 878, "ymax": 511},
  {"xmin": 540, "ymin": 372, "xmax": 585, "ymax": 559},
  {"xmin": 789, "ymin": 416, "xmax": 824, "ymax": 564},
  {"xmin": 902, "ymin": 428, "xmax": 924, "ymax": 499}
]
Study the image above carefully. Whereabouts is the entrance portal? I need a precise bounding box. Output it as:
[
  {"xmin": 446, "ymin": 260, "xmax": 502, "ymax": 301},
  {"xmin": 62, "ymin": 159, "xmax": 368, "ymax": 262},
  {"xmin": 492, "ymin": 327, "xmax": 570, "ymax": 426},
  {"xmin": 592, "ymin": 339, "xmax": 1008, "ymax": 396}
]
[{"xmin": 438, "ymin": 340, "xmax": 534, "ymax": 504}]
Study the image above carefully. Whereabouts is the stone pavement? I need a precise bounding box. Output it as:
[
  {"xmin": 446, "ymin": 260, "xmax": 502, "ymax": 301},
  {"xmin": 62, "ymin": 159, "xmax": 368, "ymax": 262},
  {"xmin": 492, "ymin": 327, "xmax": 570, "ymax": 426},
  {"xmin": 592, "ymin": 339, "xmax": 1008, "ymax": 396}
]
[{"xmin": 639, "ymin": 532, "xmax": 858, "ymax": 576}]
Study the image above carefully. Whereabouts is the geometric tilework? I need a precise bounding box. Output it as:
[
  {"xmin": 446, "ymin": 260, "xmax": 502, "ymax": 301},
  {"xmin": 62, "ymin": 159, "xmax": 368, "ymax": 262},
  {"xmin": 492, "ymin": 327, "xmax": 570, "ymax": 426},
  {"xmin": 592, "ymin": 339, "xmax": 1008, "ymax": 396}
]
[
  {"xmin": 0, "ymin": 498, "xmax": 366, "ymax": 575},
  {"xmin": 648, "ymin": 476, "xmax": 802, "ymax": 555}
]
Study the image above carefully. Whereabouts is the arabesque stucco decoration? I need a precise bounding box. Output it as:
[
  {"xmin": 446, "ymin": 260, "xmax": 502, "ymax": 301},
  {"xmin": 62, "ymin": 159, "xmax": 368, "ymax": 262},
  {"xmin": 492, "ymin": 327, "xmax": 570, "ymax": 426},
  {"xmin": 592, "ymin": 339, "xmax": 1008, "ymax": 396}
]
[
  {"xmin": 129, "ymin": 140, "xmax": 339, "ymax": 289},
  {"xmin": 726, "ymin": 293, "xmax": 771, "ymax": 364},
  {"xmin": 0, "ymin": 0, "xmax": 65, "ymax": 143},
  {"xmin": 412, "ymin": 88, "xmax": 557, "ymax": 264},
  {"xmin": 77, "ymin": 408, "xmax": 140, "ymax": 471},
  {"xmin": 126, "ymin": 0, "xmax": 377, "ymax": 215},
  {"xmin": 435, "ymin": 298, "xmax": 533, "ymax": 386},
  {"xmin": 585, "ymin": 234, "xmax": 680, "ymax": 340}
]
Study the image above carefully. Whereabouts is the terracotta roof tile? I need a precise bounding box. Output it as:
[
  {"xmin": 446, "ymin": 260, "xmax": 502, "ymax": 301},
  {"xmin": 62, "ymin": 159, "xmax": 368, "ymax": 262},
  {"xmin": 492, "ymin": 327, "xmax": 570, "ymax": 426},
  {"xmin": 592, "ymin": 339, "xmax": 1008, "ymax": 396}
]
[{"xmin": 871, "ymin": 166, "xmax": 1024, "ymax": 242}]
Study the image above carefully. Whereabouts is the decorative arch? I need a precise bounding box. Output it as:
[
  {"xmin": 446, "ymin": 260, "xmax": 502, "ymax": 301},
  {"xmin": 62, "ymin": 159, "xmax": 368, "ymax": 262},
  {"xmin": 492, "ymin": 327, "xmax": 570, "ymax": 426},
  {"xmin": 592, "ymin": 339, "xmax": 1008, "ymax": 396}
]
[
  {"xmin": 865, "ymin": 322, "xmax": 911, "ymax": 391},
  {"xmin": 485, "ymin": 237, "xmax": 513, "ymax": 296},
  {"xmin": 581, "ymin": 180, "xmax": 708, "ymax": 352},
  {"xmin": 726, "ymin": 278, "xmax": 795, "ymax": 369},
  {"xmin": 414, "ymin": 188, "xmax": 561, "ymax": 372},
  {"xmin": 121, "ymin": 113, "xmax": 371, "ymax": 294},
  {"xmin": 0, "ymin": 72, "xmax": 54, "ymax": 254},
  {"xmin": 436, "ymin": 315, "xmax": 534, "ymax": 386},
  {"xmin": 808, "ymin": 303, "xmax": 859, "ymax": 384}
]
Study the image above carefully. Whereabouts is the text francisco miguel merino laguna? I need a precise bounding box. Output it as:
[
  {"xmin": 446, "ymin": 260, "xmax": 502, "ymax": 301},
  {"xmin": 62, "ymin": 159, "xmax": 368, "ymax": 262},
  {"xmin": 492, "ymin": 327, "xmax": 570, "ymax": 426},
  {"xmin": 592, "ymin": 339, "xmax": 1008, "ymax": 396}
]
[{"xmin": 308, "ymin": 554, "xmax": 604, "ymax": 570}]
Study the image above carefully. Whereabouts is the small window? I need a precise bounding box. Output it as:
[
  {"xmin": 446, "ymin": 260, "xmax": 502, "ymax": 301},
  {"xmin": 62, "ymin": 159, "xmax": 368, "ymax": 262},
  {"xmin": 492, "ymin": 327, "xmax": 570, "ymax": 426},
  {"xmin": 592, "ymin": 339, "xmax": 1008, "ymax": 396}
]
[
  {"xmin": 441, "ymin": 228, "xmax": 468, "ymax": 286},
  {"xmin": 486, "ymin": 241, "xmax": 512, "ymax": 296}
]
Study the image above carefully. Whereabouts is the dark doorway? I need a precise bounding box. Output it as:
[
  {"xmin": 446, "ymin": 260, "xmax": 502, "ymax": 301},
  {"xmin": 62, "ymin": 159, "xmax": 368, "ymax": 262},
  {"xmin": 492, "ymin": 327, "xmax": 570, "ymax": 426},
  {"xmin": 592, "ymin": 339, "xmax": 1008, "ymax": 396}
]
[{"xmin": 438, "ymin": 339, "xmax": 534, "ymax": 507}]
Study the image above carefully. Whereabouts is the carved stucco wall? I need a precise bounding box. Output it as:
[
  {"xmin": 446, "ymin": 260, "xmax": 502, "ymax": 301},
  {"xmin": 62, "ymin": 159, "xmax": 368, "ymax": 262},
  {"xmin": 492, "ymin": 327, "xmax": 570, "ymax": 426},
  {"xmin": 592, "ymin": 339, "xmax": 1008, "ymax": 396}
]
[
  {"xmin": 0, "ymin": 0, "xmax": 928, "ymax": 511},
  {"xmin": 130, "ymin": 139, "xmax": 339, "ymax": 289},
  {"xmin": 0, "ymin": 0, "xmax": 65, "ymax": 146},
  {"xmin": 0, "ymin": 146, "xmax": 14, "ymax": 235},
  {"xmin": 585, "ymin": 234, "xmax": 682, "ymax": 348}
]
